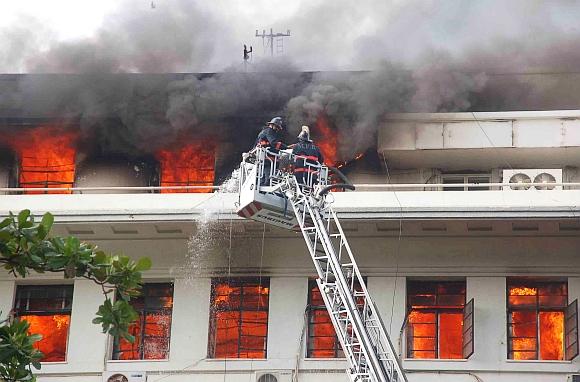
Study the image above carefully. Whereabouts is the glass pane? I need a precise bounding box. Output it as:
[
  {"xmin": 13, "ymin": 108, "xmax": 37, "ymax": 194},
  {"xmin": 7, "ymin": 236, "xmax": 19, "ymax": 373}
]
[
  {"xmin": 442, "ymin": 177, "xmax": 464, "ymax": 191},
  {"xmin": 467, "ymin": 176, "xmax": 490, "ymax": 191},
  {"xmin": 213, "ymin": 311, "xmax": 240, "ymax": 358},
  {"xmin": 510, "ymin": 311, "xmax": 538, "ymax": 360},
  {"xmin": 408, "ymin": 311, "xmax": 436, "ymax": 358},
  {"xmin": 439, "ymin": 313, "xmax": 463, "ymax": 359},
  {"xmin": 20, "ymin": 314, "xmax": 71, "ymax": 362},
  {"xmin": 539, "ymin": 311, "xmax": 564, "ymax": 360}
]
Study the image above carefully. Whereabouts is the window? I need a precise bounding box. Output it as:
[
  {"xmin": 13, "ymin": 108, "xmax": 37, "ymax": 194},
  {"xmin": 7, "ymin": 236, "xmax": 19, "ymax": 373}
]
[
  {"xmin": 507, "ymin": 279, "xmax": 578, "ymax": 361},
  {"xmin": 406, "ymin": 280, "xmax": 473, "ymax": 359},
  {"xmin": 13, "ymin": 285, "xmax": 74, "ymax": 362},
  {"xmin": 306, "ymin": 279, "xmax": 365, "ymax": 358},
  {"xmin": 208, "ymin": 278, "xmax": 269, "ymax": 358},
  {"xmin": 112, "ymin": 283, "xmax": 174, "ymax": 360},
  {"xmin": 442, "ymin": 174, "xmax": 490, "ymax": 191}
]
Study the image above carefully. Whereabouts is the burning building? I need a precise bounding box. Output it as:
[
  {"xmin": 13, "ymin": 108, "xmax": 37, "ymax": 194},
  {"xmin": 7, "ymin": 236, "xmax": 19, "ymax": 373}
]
[{"xmin": 1, "ymin": 73, "xmax": 580, "ymax": 382}]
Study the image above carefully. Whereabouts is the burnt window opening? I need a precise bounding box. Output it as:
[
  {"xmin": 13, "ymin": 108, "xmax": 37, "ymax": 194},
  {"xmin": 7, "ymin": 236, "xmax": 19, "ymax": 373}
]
[
  {"xmin": 112, "ymin": 283, "xmax": 174, "ymax": 360},
  {"xmin": 306, "ymin": 278, "xmax": 366, "ymax": 358},
  {"xmin": 13, "ymin": 285, "xmax": 74, "ymax": 362},
  {"xmin": 406, "ymin": 280, "xmax": 470, "ymax": 359},
  {"xmin": 507, "ymin": 278, "xmax": 577, "ymax": 361},
  {"xmin": 74, "ymin": 154, "xmax": 158, "ymax": 192},
  {"xmin": 208, "ymin": 278, "xmax": 269, "ymax": 359}
]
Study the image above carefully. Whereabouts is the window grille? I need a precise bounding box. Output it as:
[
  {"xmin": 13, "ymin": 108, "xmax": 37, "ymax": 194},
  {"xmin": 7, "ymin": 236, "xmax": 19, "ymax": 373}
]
[
  {"xmin": 13, "ymin": 285, "xmax": 74, "ymax": 362},
  {"xmin": 406, "ymin": 280, "xmax": 469, "ymax": 359},
  {"xmin": 507, "ymin": 278, "xmax": 577, "ymax": 360},
  {"xmin": 306, "ymin": 278, "xmax": 365, "ymax": 358},
  {"xmin": 208, "ymin": 278, "xmax": 269, "ymax": 358},
  {"xmin": 112, "ymin": 283, "xmax": 174, "ymax": 360}
]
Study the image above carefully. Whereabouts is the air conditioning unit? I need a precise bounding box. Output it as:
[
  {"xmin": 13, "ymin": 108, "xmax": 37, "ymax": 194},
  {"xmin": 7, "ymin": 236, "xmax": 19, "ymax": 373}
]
[
  {"xmin": 502, "ymin": 169, "xmax": 562, "ymax": 190},
  {"xmin": 567, "ymin": 374, "xmax": 580, "ymax": 382},
  {"xmin": 102, "ymin": 371, "xmax": 147, "ymax": 382},
  {"xmin": 255, "ymin": 370, "xmax": 293, "ymax": 382}
]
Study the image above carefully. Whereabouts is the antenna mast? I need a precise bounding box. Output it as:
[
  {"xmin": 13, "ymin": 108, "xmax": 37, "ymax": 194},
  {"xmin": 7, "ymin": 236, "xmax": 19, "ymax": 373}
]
[{"xmin": 255, "ymin": 28, "xmax": 291, "ymax": 57}]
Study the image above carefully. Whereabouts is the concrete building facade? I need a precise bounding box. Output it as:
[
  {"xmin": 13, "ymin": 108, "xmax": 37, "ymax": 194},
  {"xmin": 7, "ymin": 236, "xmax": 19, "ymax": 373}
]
[{"xmin": 1, "ymin": 110, "xmax": 580, "ymax": 382}]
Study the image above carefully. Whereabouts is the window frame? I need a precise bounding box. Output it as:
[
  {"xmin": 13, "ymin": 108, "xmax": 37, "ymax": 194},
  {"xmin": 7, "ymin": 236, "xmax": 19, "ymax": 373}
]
[
  {"xmin": 13, "ymin": 284, "xmax": 74, "ymax": 362},
  {"xmin": 406, "ymin": 280, "xmax": 467, "ymax": 359},
  {"xmin": 506, "ymin": 278, "xmax": 568, "ymax": 361},
  {"xmin": 441, "ymin": 173, "xmax": 491, "ymax": 191},
  {"xmin": 207, "ymin": 277, "xmax": 270, "ymax": 359},
  {"xmin": 111, "ymin": 282, "xmax": 174, "ymax": 361},
  {"xmin": 305, "ymin": 278, "xmax": 366, "ymax": 358}
]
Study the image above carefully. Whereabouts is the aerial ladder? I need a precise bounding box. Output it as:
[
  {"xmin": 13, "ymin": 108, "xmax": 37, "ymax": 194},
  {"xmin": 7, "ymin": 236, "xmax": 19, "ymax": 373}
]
[{"xmin": 237, "ymin": 147, "xmax": 407, "ymax": 382}]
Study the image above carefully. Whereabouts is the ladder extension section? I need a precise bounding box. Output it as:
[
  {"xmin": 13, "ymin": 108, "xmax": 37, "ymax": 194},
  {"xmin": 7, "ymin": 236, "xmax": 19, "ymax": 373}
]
[{"xmin": 286, "ymin": 181, "xmax": 407, "ymax": 382}]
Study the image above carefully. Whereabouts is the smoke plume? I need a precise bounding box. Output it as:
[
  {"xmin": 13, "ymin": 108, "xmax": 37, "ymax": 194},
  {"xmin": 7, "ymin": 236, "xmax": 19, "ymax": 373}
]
[{"xmin": 3, "ymin": 0, "xmax": 580, "ymax": 163}]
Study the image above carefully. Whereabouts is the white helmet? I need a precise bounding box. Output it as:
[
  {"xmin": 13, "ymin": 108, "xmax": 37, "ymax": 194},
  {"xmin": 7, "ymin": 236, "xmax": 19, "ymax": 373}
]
[{"xmin": 298, "ymin": 125, "xmax": 311, "ymax": 141}]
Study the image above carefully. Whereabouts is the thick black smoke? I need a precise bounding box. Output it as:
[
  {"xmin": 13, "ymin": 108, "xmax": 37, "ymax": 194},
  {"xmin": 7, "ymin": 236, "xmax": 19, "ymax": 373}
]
[{"xmin": 3, "ymin": 0, "xmax": 580, "ymax": 163}]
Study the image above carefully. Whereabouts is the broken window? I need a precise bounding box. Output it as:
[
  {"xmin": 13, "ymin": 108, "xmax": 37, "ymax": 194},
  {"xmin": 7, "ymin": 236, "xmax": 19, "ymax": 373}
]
[
  {"xmin": 406, "ymin": 280, "xmax": 468, "ymax": 359},
  {"xmin": 306, "ymin": 278, "xmax": 366, "ymax": 358},
  {"xmin": 13, "ymin": 285, "xmax": 74, "ymax": 362},
  {"xmin": 208, "ymin": 278, "xmax": 269, "ymax": 358},
  {"xmin": 112, "ymin": 283, "xmax": 174, "ymax": 360},
  {"xmin": 507, "ymin": 279, "xmax": 577, "ymax": 360}
]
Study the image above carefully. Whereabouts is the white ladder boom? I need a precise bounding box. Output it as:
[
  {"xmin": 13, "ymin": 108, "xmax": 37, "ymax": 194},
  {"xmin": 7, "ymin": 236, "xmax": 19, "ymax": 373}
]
[
  {"xmin": 237, "ymin": 148, "xmax": 406, "ymax": 382},
  {"xmin": 284, "ymin": 179, "xmax": 407, "ymax": 382}
]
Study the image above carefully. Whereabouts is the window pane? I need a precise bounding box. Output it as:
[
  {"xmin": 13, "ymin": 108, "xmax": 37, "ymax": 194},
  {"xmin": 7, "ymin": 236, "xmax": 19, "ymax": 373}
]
[
  {"xmin": 209, "ymin": 278, "xmax": 269, "ymax": 358},
  {"xmin": 408, "ymin": 311, "xmax": 436, "ymax": 358},
  {"xmin": 539, "ymin": 311, "xmax": 564, "ymax": 360},
  {"xmin": 113, "ymin": 283, "xmax": 173, "ymax": 360},
  {"xmin": 510, "ymin": 311, "xmax": 538, "ymax": 360},
  {"xmin": 467, "ymin": 176, "xmax": 490, "ymax": 191},
  {"xmin": 439, "ymin": 313, "xmax": 463, "ymax": 359},
  {"xmin": 14, "ymin": 285, "xmax": 74, "ymax": 362},
  {"xmin": 442, "ymin": 177, "xmax": 464, "ymax": 191},
  {"xmin": 20, "ymin": 314, "xmax": 70, "ymax": 362}
]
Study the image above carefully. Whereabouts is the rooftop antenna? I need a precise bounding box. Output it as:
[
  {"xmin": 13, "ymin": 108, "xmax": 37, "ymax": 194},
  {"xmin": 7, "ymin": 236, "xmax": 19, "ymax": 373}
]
[
  {"xmin": 255, "ymin": 28, "xmax": 291, "ymax": 57},
  {"xmin": 243, "ymin": 44, "xmax": 253, "ymax": 71}
]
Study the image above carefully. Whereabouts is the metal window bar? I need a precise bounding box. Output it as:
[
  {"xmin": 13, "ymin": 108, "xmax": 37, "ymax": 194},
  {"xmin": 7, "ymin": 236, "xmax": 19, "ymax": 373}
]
[
  {"xmin": 112, "ymin": 283, "xmax": 174, "ymax": 360},
  {"xmin": 506, "ymin": 280, "xmax": 568, "ymax": 360},
  {"xmin": 208, "ymin": 278, "xmax": 270, "ymax": 359}
]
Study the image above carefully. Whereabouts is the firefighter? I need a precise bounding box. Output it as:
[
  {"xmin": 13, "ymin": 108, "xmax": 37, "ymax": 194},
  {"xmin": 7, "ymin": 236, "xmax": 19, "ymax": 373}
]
[
  {"xmin": 254, "ymin": 117, "xmax": 287, "ymax": 186},
  {"xmin": 254, "ymin": 116, "xmax": 287, "ymax": 151},
  {"xmin": 292, "ymin": 125, "xmax": 324, "ymax": 188}
]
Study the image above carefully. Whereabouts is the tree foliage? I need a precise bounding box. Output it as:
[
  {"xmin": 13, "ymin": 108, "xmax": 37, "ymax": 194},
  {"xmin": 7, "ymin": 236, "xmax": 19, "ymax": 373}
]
[{"xmin": 0, "ymin": 210, "xmax": 151, "ymax": 382}]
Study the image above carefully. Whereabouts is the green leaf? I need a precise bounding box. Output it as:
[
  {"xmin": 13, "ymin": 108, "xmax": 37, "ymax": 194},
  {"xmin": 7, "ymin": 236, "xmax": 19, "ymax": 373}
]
[
  {"xmin": 40, "ymin": 213, "xmax": 54, "ymax": 232},
  {"xmin": 134, "ymin": 257, "xmax": 152, "ymax": 272},
  {"xmin": 17, "ymin": 209, "xmax": 31, "ymax": 227}
]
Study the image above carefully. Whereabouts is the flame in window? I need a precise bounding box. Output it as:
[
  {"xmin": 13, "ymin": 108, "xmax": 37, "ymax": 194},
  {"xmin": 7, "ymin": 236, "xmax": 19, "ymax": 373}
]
[
  {"xmin": 7, "ymin": 126, "xmax": 78, "ymax": 194},
  {"xmin": 156, "ymin": 141, "xmax": 215, "ymax": 193},
  {"xmin": 20, "ymin": 314, "xmax": 71, "ymax": 362},
  {"xmin": 510, "ymin": 287, "xmax": 538, "ymax": 296}
]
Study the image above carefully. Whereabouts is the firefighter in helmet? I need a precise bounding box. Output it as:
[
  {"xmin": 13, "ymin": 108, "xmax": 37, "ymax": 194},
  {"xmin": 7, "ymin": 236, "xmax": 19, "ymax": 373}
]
[
  {"xmin": 254, "ymin": 117, "xmax": 287, "ymax": 185},
  {"xmin": 254, "ymin": 117, "xmax": 287, "ymax": 151},
  {"xmin": 292, "ymin": 125, "xmax": 324, "ymax": 187}
]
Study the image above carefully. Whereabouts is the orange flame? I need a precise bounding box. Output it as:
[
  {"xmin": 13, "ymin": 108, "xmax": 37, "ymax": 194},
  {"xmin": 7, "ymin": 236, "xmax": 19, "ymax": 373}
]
[
  {"xmin": 156, "ymin": 141, "xmax": 215, "ymax": 193},
  {"xmin": 540, "ymin": 311, "xmax": 564, "ymax": 360},
  {"xmin": 20, "ymin": 314, "xmax": 71, "ymax": 362},
  {"xmin": 315, "ymin": 113, "xmax": 338, "ymax": 166},
  {"xmin": 7, "ymin": 126, "xmax": 78, "ymax": 194},
  {"xmin": 510, "ymin": 287, "xmax": 537, "ymax": 296}
]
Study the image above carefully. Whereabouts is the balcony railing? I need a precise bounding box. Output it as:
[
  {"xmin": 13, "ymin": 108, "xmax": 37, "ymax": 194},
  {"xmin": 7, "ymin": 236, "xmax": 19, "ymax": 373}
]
[{"xmin": 1, "ymin": 182, "xmax": 580, "ymax": 194}]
